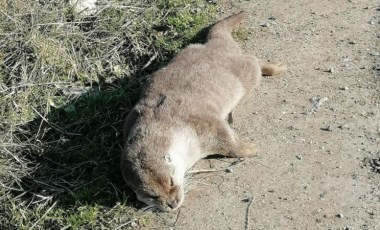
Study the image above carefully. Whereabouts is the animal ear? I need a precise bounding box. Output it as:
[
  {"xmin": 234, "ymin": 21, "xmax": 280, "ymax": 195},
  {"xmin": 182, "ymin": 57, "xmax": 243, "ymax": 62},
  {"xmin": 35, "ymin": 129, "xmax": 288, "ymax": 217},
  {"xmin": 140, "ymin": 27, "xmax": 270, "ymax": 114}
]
[{"xmin": 123, "ymin": 108, "xmax": 139, "ymax": 139}]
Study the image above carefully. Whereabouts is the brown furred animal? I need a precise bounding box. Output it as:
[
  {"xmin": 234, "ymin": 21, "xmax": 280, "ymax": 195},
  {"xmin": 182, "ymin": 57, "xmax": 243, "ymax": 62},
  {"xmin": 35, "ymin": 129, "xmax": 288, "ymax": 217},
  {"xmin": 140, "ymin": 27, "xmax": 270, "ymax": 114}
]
[{"xmin": 121, "ymin": 11, "xmax": 286, "ymax": 211}]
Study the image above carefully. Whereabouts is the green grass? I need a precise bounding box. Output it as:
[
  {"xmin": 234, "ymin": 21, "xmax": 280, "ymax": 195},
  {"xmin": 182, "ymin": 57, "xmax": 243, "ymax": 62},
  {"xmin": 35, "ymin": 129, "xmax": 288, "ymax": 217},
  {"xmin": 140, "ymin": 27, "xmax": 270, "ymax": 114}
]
[{"xmin": 0, "ymin": 0, "xmax": 217, "ymax": 228}]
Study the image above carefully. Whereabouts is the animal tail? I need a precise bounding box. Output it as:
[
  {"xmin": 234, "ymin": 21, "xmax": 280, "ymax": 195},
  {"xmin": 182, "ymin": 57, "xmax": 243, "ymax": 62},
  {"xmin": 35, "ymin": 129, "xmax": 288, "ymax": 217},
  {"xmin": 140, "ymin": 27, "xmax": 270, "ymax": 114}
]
[{"xmin": 208, "ymin": 11, "xmax": 247, "ymax": 40}]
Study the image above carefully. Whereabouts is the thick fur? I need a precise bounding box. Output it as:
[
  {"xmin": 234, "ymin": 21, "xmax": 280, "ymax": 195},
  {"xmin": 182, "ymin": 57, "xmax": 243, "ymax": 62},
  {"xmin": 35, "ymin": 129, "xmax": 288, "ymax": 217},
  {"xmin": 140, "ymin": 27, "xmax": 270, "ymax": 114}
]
[{"xmin": 121, "ymin": 11, "xmax": 286, "ymax": 211}]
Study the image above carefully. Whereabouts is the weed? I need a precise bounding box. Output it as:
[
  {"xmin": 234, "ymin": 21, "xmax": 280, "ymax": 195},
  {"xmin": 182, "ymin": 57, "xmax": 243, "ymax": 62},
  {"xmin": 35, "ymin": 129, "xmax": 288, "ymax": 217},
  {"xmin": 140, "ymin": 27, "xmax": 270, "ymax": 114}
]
[{"xmin": 0, "ymin": 0, "xmax": 217, "ymax": 228}]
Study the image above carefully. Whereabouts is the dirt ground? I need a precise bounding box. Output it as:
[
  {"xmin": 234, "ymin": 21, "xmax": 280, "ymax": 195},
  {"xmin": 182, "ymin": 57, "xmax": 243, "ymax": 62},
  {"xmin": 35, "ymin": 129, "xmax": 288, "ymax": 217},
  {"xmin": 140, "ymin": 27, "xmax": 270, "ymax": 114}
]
[{"xmin": 151, "ymin": 0, "xmax": 379, "ymax": 229}]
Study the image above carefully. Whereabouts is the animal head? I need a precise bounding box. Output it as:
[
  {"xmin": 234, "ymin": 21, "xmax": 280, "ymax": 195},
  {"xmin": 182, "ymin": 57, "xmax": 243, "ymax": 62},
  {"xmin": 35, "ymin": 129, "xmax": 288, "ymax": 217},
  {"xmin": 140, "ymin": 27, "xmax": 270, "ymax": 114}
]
[{"xmin": 121, "ymin": 116, "xmax": 186, "ymax": 211}]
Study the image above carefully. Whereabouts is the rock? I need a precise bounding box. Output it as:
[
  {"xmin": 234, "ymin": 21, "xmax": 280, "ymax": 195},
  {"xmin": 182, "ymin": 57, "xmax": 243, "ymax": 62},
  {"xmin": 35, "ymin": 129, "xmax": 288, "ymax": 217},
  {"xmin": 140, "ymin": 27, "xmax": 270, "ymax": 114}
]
[
  {"xmin": 130, "ymin": 221, "xmax": 138, "ymax": 227},
  {"xmin": 288, "ymin": 125, "xmax": 300, "ymax": 130},
  {"xmin": 260, "ymin": 22, "xmax": 271, "ymax": 27},
  {"xmin": 225, "ymin": 168, "xmax": 233, "ymax": 173},
  {"xmin": 369, "ymin": 51, "xmax": 380, "ymax": 56},
  {"xmin": 327, "ymin": 67, "xmax": 335, "ymax": 74},
  {"xmin": 309, "ymin": 96, "xmax": 329, "ymax": 113},
  {"xmin": 295, "ymin": 155, "xmax": 303, "ymax": 160},
  {"xmin": 338, "ymin": 124, "xmax": 350, "ymax": 130},
  {"xmin": 336, "ymin": 213, "xmax": 344, "ymax": 218},
  {"xmin": 242, "ymin": 198, "xmax": 251, "ymax": 202},
  {"xmin": 321, "ymin": 126, "xmax": 333, "ymax": 131},
  {"xmin": 339, "ymin": 86, "xmax": 349, "ymax": 90},
  {"xmin": 69, "ymin": 0, "xmax": 99, "ymax": 16}
]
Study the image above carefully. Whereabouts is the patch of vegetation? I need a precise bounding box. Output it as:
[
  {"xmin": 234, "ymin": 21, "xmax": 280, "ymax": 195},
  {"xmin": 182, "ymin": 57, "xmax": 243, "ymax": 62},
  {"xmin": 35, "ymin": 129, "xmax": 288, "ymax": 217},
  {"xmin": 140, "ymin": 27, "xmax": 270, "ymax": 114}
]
[
  {"xmin": 232, "ymin": 27, "xmax": 251, "ymax": 42},
  {"xmin": 0, "ymin": 0, "xmax": 217, "ymax": 228}
]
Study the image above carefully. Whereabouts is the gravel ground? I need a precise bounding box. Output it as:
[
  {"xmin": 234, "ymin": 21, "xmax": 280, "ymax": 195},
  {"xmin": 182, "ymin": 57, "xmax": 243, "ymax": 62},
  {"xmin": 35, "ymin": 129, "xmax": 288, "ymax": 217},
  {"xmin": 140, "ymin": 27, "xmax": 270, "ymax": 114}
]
[{"xmin": 151, "ymin": 0, "xmax": 379, "ymax": 229}]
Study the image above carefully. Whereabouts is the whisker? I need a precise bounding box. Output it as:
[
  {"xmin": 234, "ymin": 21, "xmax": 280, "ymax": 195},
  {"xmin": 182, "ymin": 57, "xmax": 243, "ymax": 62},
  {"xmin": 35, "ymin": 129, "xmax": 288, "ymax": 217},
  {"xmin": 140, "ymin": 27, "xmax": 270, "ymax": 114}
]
[{"xmin": 139, "ymin": 204, "xmax": 155, "ymax": 213}]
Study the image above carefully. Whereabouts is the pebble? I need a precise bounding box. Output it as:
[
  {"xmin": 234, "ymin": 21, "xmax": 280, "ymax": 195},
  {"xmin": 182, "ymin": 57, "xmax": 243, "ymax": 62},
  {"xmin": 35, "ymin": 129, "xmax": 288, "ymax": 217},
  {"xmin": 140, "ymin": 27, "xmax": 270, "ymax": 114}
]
[
  {"xmin": 288, "ymin": 126, "xmax": 300, "ymax": 130},
  {"xmin": 295, "ymin": 155, "xmax": 303, "ymax": 160},
  {"xmin": 242, "ymin": 198, "xmax": 251, "ymax": 202},
  {"xmin": 260, "ymin": 22, "xmax": 271, "ymax": 27},
  {"xmin": 336, "ymin": 213, "xmax": 344, "ymax": 218},
  {"xmin": 321, "ymin": 126, "xmax": 333, "ymax": 131},
  {"xmin": 327, "ymin": 67, "xmax": 335, "ymax": 74},
  {"xmin": 339, "ymin": 86, "xmax": 349, "ymax": 90},
  {"xmin": 225, "ymin": 168, "xmax": 233, "ymax": 173},
  {"xmin": 268, "ymin": 16, "xmax": 277, "ymax": 20},
  {"xmin": 338, "ymin": 124, "xmax": 350, "ymax": 130},
  {"xmin": 369, "ymin": 51, "xmax": 380, "ymax": 56}
]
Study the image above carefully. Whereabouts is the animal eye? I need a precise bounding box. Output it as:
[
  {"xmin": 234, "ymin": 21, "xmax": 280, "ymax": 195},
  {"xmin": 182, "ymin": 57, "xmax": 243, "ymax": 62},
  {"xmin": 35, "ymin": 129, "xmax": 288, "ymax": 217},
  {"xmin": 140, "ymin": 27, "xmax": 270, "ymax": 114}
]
[{"xmin": 147, "ymin": 194, "xmax": 158, "ymax": 199}]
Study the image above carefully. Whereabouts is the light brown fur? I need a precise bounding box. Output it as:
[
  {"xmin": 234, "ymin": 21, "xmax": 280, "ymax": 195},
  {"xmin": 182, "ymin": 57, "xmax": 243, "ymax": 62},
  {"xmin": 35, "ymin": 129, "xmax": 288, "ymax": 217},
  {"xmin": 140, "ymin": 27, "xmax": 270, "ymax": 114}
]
[{"xmin": 121, "ymin": 11, "xmax": 286, "ymax": 211}]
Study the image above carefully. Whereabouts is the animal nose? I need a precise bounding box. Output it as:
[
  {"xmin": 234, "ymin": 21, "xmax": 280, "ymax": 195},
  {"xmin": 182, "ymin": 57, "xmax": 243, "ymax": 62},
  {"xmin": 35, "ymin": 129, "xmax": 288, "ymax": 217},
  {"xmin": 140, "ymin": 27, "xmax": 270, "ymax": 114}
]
[{"xmin": 167, "ymin": 199, "xmax": 179, "ymax": 209}]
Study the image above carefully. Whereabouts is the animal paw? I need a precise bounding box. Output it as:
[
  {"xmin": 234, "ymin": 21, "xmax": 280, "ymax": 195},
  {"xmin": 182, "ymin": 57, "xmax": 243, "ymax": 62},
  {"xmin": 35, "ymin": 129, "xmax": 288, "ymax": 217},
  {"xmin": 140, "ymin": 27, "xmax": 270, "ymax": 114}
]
[
  {"xmin": 234, "ymin": 142, "xmax": 258, "ymax": 158},
  {"xmin": 261, "ymin": 62, "xmax": 287, "ymax": 76},
  {"xmin": 272, "ymin": 62, "xmax": 287, "ymax": 75}
]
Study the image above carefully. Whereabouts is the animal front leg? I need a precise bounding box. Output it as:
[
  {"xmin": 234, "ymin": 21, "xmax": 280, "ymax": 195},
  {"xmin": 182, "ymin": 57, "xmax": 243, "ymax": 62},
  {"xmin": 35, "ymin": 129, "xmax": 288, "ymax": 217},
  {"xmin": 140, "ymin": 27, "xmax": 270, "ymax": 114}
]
[{"xmin": 201, "ymin": 117, "xmax": 258, "ymax": 158}]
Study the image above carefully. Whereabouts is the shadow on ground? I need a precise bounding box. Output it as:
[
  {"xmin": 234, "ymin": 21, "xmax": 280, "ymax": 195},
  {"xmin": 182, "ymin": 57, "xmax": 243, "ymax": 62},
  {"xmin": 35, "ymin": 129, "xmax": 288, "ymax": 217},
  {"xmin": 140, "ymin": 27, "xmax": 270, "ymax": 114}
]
[{"xmin": 15, "ymin": 77, "xmax": 143, "ymax": 210}]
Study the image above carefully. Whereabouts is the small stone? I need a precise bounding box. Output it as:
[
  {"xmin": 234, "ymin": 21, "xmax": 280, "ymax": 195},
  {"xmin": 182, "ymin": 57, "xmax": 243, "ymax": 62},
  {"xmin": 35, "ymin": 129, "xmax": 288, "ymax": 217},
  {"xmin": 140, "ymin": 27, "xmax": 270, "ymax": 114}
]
[
  {"xmin": 348, "ymin": 41, "xmax": 356, "ymax": 44},
  {"xmin": 296, "ymin": 155, "xmax": 303, "ymax": 160},
  {"xmin": 319, "ymin": 191, "xmax": 327, "ymax": 198},
  {"xmin": 339, "ymin": 86, "xmax": 349, "ymax": 90},
  {"xmin": 369, "ymin": 51, "xmax": 380, "ymax": 56},
  {"xmin": 225, "ymin": 168, "xmax": 233, "ymax": 173},
  {"xmin": 242, "ymin": 198, "xmax": 251, "ymax": 202},
  {"xmin": 321, "ymin": 126, "xmax": 333, "ymax": 131},
  {"xmin": 336, "ymin": 213, "xmax": 344, "ymax": 218},
  {"xmin": 130, "ymin": 221, "xmax": 138, "ymax": 227},
  {"xmin": 325, "ymin": 68, "xmax": 335, "ymax": 74},
  {"xmin": 268, "ymin": 16, "xmax": 276, "ymax": 20},
  {"xmin": 260, "ymin": 22, "xmax": 270, "ymax": 27},
  {"xmin": 338, "ymin": 124, "xmax": 349, "ymax": 130},
  {"xmin": 288, "ymin": 126, "xmax": 300, "ymax": 130}
]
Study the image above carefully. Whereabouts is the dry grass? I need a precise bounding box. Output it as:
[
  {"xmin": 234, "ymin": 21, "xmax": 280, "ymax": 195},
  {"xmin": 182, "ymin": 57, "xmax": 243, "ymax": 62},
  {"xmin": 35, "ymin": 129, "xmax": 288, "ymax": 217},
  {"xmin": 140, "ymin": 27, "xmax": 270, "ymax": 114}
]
[{"xmin": 0, "ymin": 0, "xmax": 216, "ymax": 228}]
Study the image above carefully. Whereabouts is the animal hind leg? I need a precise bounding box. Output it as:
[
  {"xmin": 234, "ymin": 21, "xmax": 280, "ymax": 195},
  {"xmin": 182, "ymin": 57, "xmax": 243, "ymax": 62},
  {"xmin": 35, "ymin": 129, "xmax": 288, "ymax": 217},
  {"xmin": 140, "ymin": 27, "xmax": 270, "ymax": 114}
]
[{"xmin": 201, "ymin": 116, "xmax": 258, "ymax": 158}]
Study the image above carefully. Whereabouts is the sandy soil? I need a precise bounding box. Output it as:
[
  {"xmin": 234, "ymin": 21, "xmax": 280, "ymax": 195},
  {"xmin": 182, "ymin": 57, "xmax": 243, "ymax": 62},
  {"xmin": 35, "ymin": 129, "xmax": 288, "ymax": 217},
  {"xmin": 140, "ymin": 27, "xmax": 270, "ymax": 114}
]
[{"xmin": 152, "ymin": 0, "xmax": 380, "ymax": 229}]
